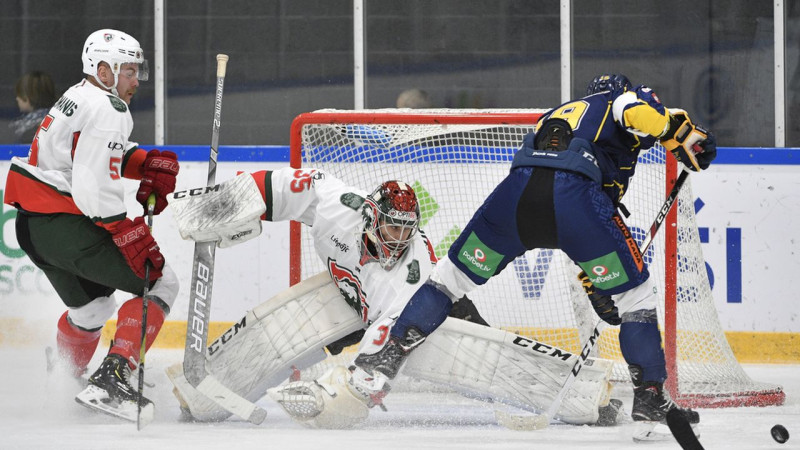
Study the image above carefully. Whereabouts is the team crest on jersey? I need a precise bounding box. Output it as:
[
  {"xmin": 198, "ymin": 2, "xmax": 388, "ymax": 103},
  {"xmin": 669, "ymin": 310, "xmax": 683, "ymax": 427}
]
[
  {"xmin": 340, "ymin": 192, "xmax": 365, "ymax": 211},
  {"xmin": 327, "ymin": 258, "xmax": 369, "ymax": 322},
  {"xmin": 406, "ymin": 260, "xmax": 420, "ymax": 284},
  {"xmin": 107, "ymin": 95, "xmax": 128, "ymax": 113}
]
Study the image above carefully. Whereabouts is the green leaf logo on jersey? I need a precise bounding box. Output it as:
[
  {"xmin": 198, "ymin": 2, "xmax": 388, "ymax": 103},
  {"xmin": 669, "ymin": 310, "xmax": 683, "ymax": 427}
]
[
  {"xmin": 406, "ymin": 259, "xmax": 420, "ymax": 284},
  {"xmin": 457, "ymin": 232, "xmax": 503, "ymax": 279},
  {"xmin": 107, "ymin": 95, "xmax": 128, "ymax": 113},
  {"xmin": 340, "ymin": 192, "xmax": 365, "ymax": 211},
  {"xmin": 578, "ymin": 251, "xmax": 629, "ymax": 290}
]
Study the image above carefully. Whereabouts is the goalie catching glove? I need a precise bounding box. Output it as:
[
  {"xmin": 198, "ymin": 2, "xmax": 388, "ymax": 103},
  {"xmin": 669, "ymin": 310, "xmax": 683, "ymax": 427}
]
[
  {"xmin": 659, "ymin": 109, "xmax": 717, "ymax": 172},
  {"xmin": 578, "ymin": 270, "xmax": 621, "ymax": 325}
]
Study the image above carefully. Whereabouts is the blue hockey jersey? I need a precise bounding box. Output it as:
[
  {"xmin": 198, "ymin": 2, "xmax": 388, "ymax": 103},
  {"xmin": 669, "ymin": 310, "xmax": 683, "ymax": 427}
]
[{"xmin": 515, "ymin": 85, "xmax": 671, "ymax": 205}]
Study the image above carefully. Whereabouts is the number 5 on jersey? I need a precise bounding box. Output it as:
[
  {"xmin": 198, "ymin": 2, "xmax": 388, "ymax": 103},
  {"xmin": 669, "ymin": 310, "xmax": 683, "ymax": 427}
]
[
  {"xmin": 290, "ymin": 169, "xmax": 317, "ymax": 192},
  {"xmin": 28, "ymin": 114, "xmax": 55, "ymax": 166}
]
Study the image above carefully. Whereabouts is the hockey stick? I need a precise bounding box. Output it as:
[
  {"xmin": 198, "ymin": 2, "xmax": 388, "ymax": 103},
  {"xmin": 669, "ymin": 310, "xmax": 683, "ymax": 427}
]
[
  {"xmin": 181, "ymin": 54, "xmax": 267, "ymax": 425},
  {"xmin": 639, "ymin": 167, "xmax": 690, "ymax": 254},
  {"xmin": 136, "ymin": 195, "xmax": 156, "ymax": 430},
  {"xmin": 667, "ymin": 408, "xmax": 705, "ymax": 449},
  {"xmin": 519, "ymin": 167, "xmax": 692, "ymax": 430}
]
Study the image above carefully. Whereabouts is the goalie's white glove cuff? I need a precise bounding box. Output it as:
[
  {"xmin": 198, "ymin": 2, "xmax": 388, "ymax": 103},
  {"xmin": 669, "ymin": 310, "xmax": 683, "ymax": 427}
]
[{"xmin": 170, "ymin": 174, "xmax": 266, "ymax": 248}]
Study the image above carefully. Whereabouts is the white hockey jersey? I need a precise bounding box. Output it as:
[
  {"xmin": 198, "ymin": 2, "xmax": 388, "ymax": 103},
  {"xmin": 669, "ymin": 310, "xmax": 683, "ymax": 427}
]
[
  {"xmin": 268, "ymin": 168, "xmax": 436, "ymax": 344},
  {"xmin": 4, "ymin": 79, "xmax": 143, "ymax": 229}
]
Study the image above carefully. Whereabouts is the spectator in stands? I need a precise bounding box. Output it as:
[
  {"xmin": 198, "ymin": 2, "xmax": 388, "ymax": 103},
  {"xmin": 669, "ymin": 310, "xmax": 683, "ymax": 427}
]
[
  {"xmin": 396, "ymin": 88, "xmax": 432, "ymax": 109},
  {"xmin": 9, "ymin": 71, "xmax": 57, "ymax": 144}
]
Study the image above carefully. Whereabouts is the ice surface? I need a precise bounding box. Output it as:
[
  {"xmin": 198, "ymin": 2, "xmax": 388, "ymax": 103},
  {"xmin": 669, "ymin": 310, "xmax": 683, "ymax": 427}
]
[{"xmin": 1, "ymin": 347, "xmax": 797, "ymax": 450}]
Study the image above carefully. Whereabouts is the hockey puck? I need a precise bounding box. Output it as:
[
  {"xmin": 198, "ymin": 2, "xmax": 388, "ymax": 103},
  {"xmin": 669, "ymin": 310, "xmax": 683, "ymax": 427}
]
[{"xmin": 771, "ymin": 424, "xmax": 789, "ymax": 444}]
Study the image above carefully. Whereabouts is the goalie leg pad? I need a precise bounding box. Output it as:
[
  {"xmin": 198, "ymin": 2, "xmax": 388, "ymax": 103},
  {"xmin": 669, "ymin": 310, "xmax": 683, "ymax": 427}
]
[
  {"xmin": 170, "ymin": 173, "xmax": 266, "ymax": 248},
  {"xmin": 166, "ymin": 272, "xmax": 363, "ymax": 421},
  {"xmin": 402, "ymin": 318, "xmax": 614, "ymax": 425}
]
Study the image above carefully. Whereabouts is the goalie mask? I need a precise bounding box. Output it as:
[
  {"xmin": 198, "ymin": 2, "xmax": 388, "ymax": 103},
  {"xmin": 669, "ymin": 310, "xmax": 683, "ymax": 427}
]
[
  {"xmin": 362, "ymin": 181, "xmax": 420, "ymax": 270},
  {"xmin": 82, "ymin": 29, "xmax": 149, "ymax": 97}
]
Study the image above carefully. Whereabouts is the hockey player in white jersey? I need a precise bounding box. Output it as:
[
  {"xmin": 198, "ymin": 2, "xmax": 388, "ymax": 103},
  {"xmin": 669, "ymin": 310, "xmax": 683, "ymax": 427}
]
[
  {"xmin": 4, "ymin": 29, "xmax": 180, "ymax": 425},
  {"xmin": 167, "ymin": 168, "xmax": 620, "ymax": 429}
]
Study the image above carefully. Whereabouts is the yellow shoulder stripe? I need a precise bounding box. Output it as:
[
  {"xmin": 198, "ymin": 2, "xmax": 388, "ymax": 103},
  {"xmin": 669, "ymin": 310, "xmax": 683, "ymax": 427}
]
[{"xmin": 623, "ymin": 101, "xmax": 669, "ymax": 137}]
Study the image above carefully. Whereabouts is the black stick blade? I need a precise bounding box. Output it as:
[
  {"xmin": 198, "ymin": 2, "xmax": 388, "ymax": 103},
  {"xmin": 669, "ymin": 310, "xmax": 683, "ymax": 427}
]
[{"xmin": 666, "ymin": 409, "xmax": 704, "ymax": 450}]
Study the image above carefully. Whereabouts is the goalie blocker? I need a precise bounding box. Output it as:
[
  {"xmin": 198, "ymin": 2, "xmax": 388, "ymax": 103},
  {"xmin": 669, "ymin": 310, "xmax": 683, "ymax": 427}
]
[{"xmin": 166, "ymin": 272, "xmax": 617, "ymax": 427}]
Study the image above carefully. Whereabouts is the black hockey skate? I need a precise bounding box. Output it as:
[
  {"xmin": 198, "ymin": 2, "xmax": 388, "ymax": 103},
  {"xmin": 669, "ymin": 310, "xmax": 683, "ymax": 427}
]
[
  {"xmin": 628, "ymin": 363, "xmax": 698, "ymax": 424},
  {"xmin": 628, "ymin": 364, "xmax": 700, "ymax": 443},
  {"xmin": 75, "ymin": 354, "xmax": 154, "ymax": 424},
  {"xmin": 353, "ymin": 327, "xmax": 426, "ymax": 380},
  {"xmin": 632, "ymin": 382, "xmax": 699, "ymax": 424},
  {"xmin": 595, "ymin": 398, "xmax": 624, "ymax": 426}
]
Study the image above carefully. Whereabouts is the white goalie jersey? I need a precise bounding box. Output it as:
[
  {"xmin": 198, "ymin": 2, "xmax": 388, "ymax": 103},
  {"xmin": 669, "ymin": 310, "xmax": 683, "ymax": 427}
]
[{"xmin": 267, "ymin": 168, "xmax": 437, "ymax": 352}]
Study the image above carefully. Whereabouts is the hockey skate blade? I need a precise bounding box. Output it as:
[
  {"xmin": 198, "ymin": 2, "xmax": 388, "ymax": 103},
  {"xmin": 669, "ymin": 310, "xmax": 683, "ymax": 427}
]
[
  {"xmin": 632, "ymin": 419, "xmax": 700, "ymax": 443},
  {"xmin": 494, "ymin": 409, "xmax": 550, "ymax": 431},
  {"xmin": 75, "ymin": 385, "xmax": 154, "ymax": 426}
]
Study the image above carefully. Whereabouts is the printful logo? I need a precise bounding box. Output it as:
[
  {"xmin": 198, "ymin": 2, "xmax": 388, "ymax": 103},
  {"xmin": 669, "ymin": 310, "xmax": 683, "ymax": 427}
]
[
  {"xmin": 457, "ymin": 232, "xmax": 503, "ymax": 279},
  {"xmin": 580, "ymin": 252, "xmax": 629, "ymax": 290}
]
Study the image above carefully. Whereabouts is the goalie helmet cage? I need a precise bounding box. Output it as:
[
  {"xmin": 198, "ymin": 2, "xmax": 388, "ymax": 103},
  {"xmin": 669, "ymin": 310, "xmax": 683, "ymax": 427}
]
[{"xmin": 288, "ymin": 108, "xmax": 783, "ymax": 409}]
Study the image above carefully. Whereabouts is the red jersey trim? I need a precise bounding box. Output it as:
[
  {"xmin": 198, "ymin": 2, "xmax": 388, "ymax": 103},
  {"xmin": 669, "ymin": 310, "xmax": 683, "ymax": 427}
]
[
  {"xmin": 4, "ymin": 165, "xmax": 82, "ymax": 215},
  {"xmin": 122, "ymin": 148, "xmax": 147, "ymax": 180}
]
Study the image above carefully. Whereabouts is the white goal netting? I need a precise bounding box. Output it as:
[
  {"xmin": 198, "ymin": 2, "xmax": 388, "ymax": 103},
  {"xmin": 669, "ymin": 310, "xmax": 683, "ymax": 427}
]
[{"xmin": 289, "ymin": 108, "xmax": 783, "ymax": 408}]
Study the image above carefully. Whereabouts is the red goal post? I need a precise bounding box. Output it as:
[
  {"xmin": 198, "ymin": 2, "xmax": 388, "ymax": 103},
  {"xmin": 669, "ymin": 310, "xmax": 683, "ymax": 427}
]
[{"xmin": 288, "ymin": 108, "xmax": 784, "ymax": 408}]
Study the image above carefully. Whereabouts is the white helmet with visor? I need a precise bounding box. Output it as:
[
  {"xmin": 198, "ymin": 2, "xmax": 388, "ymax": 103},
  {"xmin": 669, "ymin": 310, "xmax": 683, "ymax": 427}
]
[{"xmin": 81, "ymin": 29, "xmax": 149, "ymax": 97}]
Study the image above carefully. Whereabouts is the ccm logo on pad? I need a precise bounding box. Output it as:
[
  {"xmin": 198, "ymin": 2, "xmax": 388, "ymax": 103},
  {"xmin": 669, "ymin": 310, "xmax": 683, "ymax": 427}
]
[{"xmin": 173, "ymin": 185, "xmax": 221, "ymax": 198}]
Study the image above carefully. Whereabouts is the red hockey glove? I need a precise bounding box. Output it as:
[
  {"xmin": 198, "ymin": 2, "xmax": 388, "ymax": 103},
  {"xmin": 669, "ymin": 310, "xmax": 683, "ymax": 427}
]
[
  {"xmin": 137, "ymin": 149, "xmax": 179, "ymax": 215},
  {"xmin": 112, "ymin": 217, "xmax": 164, "ymax": 281}
]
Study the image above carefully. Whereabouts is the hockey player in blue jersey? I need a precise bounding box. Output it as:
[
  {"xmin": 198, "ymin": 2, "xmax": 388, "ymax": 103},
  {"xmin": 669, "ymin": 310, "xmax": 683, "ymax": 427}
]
[{"xmin": 351, "ymin": 74, "xmax": 717, "ymax": 427}]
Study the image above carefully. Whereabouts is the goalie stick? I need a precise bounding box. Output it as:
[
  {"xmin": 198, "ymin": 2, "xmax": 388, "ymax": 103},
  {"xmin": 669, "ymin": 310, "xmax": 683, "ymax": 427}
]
[
  {"xmin": 181, "ymin": 54, "xmax": 267, "ymax": 425},
  {"xmin": 519, "ymin": 166, "xmax": 692, "ymax": 431}
]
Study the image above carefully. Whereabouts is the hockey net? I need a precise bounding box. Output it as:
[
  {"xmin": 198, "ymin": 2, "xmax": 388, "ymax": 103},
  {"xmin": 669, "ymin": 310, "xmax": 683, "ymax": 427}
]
[{"xmin": 288, "ymin": 108, "xmax": 784, "ymax": 408}]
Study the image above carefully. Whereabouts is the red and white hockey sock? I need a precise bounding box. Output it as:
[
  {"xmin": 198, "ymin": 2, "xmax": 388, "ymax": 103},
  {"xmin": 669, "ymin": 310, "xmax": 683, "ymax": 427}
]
[
  {"xmin": 56, "ymin": 311, "xmax": 102, "ymax": 377},
  {"xmin": 109, "ymin": 297, "xmax": 166, "ymax": 369}
]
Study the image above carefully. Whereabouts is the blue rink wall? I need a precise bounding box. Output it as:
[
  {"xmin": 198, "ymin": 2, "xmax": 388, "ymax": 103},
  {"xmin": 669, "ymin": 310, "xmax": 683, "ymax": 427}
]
[{"xmin": 1, "ymin": 145, "xmax": 799, "ymax": 363}]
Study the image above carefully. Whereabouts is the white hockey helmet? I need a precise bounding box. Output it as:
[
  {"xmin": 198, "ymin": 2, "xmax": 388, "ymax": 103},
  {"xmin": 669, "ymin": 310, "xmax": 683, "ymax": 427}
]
[{"xmin": 81, "ymin": 29, "xmax": 149, "ymax": 94}]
